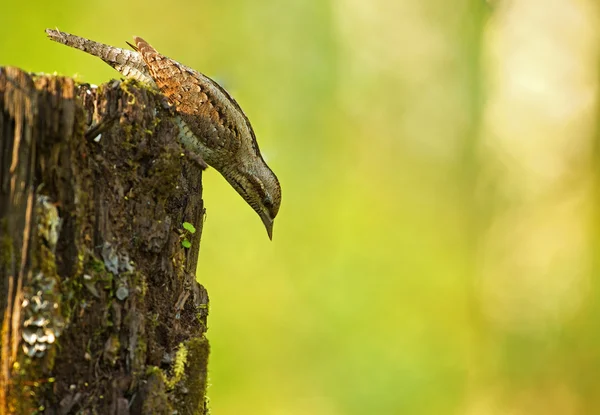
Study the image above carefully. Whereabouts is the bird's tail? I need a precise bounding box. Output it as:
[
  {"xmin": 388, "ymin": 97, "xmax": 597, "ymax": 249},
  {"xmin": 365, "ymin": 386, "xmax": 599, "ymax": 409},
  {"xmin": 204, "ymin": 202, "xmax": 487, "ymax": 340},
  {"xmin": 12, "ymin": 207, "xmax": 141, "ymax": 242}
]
[{"xmin": 45, "ymin": 28, "xmax": 152, "ymax": 83}]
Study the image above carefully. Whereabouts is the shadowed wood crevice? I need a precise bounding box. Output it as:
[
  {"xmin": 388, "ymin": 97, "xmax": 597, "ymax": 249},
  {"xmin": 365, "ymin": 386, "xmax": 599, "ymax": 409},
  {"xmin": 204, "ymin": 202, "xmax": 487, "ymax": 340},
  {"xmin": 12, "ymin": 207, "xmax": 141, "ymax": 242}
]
[{"xmin": 0, "ymin": 67, "xmax": 209, "ymax": 415}]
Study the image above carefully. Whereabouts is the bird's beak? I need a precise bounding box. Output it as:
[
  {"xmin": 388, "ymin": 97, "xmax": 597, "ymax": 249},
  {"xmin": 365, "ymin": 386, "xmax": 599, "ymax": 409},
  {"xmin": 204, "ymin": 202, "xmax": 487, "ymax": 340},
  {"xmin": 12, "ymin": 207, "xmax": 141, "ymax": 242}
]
[{"xmin": 261, "ymin": 214, "xmax": 274, "ymax": 240}]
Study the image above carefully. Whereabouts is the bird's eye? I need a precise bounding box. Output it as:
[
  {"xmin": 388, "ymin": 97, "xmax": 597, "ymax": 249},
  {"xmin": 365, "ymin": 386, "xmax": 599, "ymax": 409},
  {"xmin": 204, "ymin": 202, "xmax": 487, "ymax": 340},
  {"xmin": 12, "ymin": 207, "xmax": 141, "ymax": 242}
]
[{"xmin": 263, "ymin": 196, "xmax": 273, "ymax": 209}]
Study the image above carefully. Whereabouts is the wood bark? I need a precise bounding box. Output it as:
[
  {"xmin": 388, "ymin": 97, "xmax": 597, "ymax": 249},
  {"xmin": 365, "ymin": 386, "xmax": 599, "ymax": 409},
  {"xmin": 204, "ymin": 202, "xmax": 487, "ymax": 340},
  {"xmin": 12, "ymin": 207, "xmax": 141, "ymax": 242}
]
[{"xmin": 0, "ymin": 67, "xmax": 209, "ymax": 415}]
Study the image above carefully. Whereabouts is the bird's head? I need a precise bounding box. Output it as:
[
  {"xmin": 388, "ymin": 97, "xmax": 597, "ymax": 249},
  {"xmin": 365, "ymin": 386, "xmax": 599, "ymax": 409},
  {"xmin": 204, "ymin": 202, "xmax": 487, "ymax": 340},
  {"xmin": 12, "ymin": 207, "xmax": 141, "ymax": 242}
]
[{"xmin": 226, "ymin": 162, "xmax": 281, "ymax": 240}]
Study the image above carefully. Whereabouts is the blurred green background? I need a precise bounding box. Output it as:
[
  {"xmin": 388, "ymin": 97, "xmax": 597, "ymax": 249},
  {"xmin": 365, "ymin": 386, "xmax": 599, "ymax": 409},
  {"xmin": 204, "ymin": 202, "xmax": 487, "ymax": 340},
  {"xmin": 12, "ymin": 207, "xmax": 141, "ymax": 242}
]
[{"xmin": 2, "ymin": 0, "xmax": 600, "ymax": 413}]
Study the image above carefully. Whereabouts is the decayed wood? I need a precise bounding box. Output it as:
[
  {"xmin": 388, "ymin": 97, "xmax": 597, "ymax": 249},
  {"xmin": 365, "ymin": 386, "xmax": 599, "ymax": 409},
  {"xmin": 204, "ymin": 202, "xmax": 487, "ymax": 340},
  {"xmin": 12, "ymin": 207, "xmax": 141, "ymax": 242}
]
[{"xmin": 0, "ymin": 67, "xmax": 209, "ymax": 415}]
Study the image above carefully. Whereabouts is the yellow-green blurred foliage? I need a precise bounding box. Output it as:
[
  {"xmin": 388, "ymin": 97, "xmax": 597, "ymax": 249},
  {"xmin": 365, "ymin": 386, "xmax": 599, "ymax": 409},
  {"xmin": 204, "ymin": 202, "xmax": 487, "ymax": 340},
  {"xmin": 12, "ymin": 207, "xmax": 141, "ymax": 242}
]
[{"xmin": 2, "ymin": 0, "xmax": 600, "ymax": 413}]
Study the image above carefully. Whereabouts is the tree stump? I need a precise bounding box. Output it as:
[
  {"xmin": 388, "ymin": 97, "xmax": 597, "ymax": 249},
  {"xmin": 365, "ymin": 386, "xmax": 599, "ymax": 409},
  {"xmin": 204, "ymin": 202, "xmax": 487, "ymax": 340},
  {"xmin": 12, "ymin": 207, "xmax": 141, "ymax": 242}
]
[{"xmin": 0, "ymin": 67, "xmax": 209, "ymax": 415}]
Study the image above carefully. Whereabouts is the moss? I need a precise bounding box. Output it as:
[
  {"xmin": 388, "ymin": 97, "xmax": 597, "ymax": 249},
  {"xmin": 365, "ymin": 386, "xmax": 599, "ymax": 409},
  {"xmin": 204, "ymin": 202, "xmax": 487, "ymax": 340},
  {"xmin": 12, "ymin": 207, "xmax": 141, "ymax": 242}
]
[
  {"xmin": 120, "ymin": 124, "xmax": 135, "ymax": 144},
  {"xmin": 74, "ymin": 250, "xmax": 86, "ymax": 277},
  {"xmin": 173, "ymin": 337, "xmax": 210, "ymax": 415},
  {"xmin": 145, "ymin": 151, "xmax": 181, "ymax": 200},
  {"xmin": 166, "ymin": 343, "xmax": 188, "ymax": 389},
  {"xmin": 134, "ymin": 336, "xmax": 147, "ymax": 371},
  {"xmin": 129, "ymin": 270, "xmax": 148, "ymax": 297},
  {"xmin": 88, "ymin": 256, "xmax": 106, "ymax": 273},
  {"xmin": 140, "ymin": 338, "xmax": 210, "ymax": 414},
  {"xmin": 122, "ymin": 77, "xmax": 155, "ymax": 93},
  {"xmin": 103, "ymin": 334, "xmax": 121, "ymax": 366},
  {"xmin": 139, "ymin": 369, "xmax": 172, "ymax": 415},
  {"xmin": 195, "ymin": 309, "xmax": 208, "ymax": 332},
  {"xmin": 121, "ymin": 84, "xmax": 137, "ymax": 105}
]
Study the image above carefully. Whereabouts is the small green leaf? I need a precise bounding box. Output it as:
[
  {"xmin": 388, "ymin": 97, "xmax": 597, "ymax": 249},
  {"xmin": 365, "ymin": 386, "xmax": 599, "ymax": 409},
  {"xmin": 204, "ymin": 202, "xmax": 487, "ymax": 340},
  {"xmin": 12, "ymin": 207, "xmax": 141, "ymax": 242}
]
[
  {"xmin": 182, "ymin": 222, "xmax": 196, "ymax": 234},
  {"xmin": 182, "ymin": 239, "xmax": 192, "ymax": 249}
]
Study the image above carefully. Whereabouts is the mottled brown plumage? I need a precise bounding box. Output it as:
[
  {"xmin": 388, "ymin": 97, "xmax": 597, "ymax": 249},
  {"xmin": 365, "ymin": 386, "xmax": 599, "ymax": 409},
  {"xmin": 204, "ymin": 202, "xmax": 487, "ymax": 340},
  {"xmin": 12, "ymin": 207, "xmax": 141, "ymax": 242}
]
[{"xmin": 46, "ymin": 29, "xmax": 281, "ymax": 239}]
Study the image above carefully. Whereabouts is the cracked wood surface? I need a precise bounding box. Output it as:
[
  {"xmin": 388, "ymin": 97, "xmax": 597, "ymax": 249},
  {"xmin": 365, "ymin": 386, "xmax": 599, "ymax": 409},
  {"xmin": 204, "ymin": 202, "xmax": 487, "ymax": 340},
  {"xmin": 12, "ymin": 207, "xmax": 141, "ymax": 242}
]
[{"xmin": 0, "ymin": 67, "xmax": 209, "ymax": 415}]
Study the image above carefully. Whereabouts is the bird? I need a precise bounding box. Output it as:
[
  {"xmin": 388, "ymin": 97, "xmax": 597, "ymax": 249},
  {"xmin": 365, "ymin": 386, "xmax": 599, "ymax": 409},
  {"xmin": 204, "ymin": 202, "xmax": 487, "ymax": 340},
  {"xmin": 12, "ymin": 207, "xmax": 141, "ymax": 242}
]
[{"xmin": 45, "ymin": 28, "xmax": 281, "ymax": 240}]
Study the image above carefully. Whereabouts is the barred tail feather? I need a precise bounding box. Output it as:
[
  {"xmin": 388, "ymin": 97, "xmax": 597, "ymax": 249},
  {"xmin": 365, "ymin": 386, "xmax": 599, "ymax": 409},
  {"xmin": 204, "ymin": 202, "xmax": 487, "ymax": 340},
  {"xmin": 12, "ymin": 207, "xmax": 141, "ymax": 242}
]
[{"xmin": 45, "ymin": 29, "xmax": 153, "ymax": 84}]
